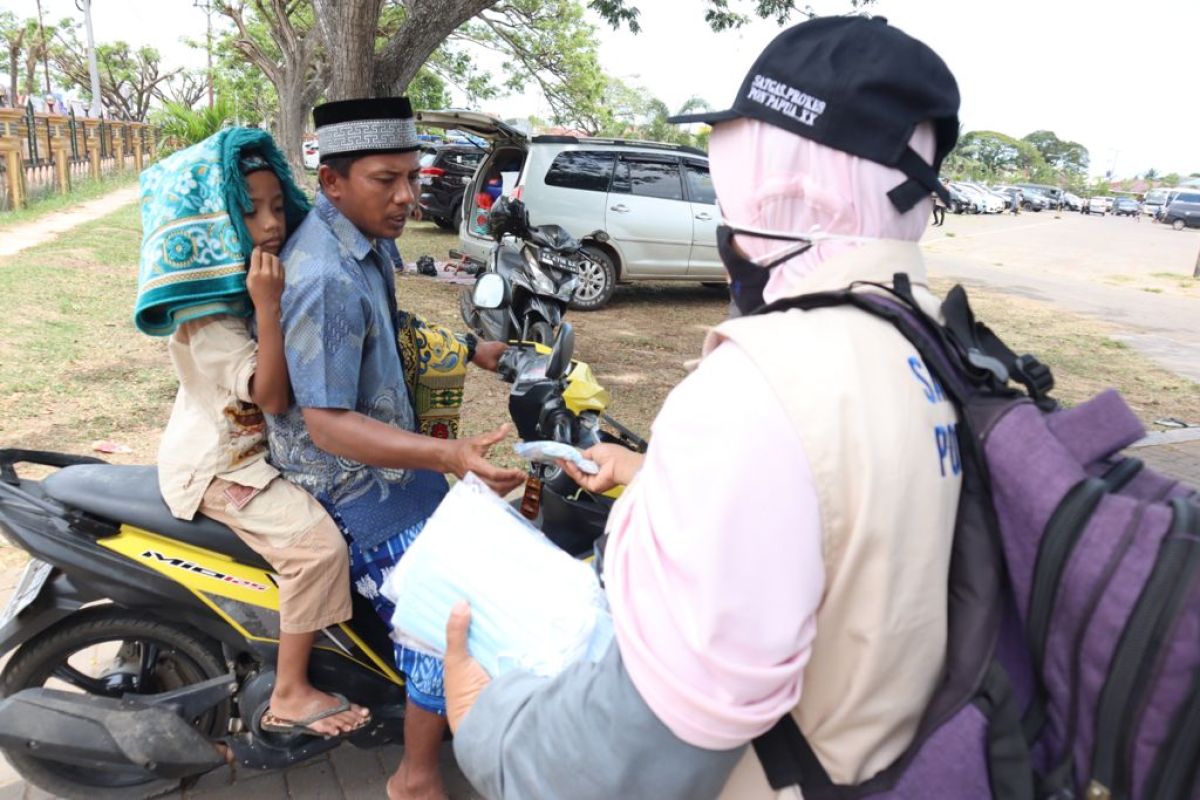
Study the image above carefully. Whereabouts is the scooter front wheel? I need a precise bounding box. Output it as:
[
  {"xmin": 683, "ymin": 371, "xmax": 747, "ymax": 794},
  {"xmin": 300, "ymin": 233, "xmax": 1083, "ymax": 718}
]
[
  {"xmin": 528, "ymin": 320, "xmax": 554, "ymax": 346},
  {"xmin": 0, "ymin": 606, "xmax": 230, "ymax": 800}
]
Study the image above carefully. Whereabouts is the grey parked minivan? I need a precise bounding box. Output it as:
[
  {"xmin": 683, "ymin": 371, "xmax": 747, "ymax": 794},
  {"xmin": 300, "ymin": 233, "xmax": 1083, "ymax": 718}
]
[{"xmin": 416, "ymin": 110, "xmax": 721, "ymax": 310}]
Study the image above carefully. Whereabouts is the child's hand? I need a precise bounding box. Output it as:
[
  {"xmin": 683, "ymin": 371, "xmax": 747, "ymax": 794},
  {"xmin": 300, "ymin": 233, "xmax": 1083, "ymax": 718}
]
[{"xmin": 247, "ymin": 247, "xmax": 284, "ymax": 314}]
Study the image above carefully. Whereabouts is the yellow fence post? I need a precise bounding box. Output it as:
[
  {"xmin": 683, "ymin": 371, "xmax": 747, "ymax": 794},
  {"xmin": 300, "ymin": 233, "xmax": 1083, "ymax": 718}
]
[
  {"xmin": 113, "ymin": 122, "xmax": 127, "ymax": 172},
  {"xmin": 132, "ymin": 124, "xmax": 145, "ymax": 172},
  {"xmin": 47, "ymin": 113, "xmax": 71, "ymax": 195},
  {"xmin": 83, "ymin": 118, "xmax": 101, "ymax": 181},
  {"xmin": 0, "ymin": 107, "xmax": 26, "ymax": 209}
]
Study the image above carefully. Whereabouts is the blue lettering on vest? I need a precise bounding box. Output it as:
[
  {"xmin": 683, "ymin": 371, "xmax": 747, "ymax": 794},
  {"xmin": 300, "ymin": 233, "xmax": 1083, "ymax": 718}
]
[
  {"xmin": 934, "ymin": 423, "xmax": 961, "ymax": 477},
  {"xmin": 909, "ymin": 356, "xmax": 948, "ymax": 404},
  {"xmin": 909, "ymin": 356, "xmax": 935, "ymax": 403}
]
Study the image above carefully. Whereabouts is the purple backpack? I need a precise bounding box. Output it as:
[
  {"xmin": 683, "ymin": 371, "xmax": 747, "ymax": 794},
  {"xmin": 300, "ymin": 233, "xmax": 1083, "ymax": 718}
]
[{"xmin": 751, "ymin": 277, "xmax": 1200, "ymax": 800}]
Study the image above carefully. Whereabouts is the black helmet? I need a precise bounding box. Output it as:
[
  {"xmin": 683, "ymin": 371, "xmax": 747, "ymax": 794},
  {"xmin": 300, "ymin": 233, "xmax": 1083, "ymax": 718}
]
[{"xmin": 487, "ymin": 196, "xmax": 530, "ymax": 241}]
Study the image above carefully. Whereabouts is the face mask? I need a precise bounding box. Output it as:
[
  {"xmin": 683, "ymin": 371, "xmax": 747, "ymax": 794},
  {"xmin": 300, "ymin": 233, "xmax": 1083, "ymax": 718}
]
[
  {"xmin": 717, "ymin": 224, "xmax": 878, "ymax": 315},
  {"xmin": 717, "ymin": 225, "xmax": 810, "ymax": 315}
]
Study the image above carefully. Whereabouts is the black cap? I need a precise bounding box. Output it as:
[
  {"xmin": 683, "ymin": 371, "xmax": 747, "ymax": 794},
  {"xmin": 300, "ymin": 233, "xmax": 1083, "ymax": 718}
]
[
  {"xmin": 669, "ymin": 16, "xmax": 960, "ymax": 211},
  {"xmin": 312, "ymin": 97, "xmax": 421, "ymax": 161}
]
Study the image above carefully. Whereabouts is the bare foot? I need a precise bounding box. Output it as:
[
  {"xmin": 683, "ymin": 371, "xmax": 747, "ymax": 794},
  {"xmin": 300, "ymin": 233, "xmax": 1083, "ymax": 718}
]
[
  {"xmin": 385, "ymin": 762, "xmax": 448, "ymax": 800},
  {"xmin": 265, "ymin": 685, "xmax": 370, "ymax": 737}
]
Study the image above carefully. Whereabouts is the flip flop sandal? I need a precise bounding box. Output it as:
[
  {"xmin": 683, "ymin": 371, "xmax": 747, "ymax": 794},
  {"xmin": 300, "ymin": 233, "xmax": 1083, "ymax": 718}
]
[{"xmin": 259, "ymin": 693, "xmax": 370, "ymax": 737}]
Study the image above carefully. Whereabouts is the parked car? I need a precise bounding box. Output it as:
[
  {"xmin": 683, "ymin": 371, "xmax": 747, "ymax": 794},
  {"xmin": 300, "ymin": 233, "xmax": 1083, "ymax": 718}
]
[
  {"xmin": 1003, "ymin": 187, "xmax": 1047, "ymax": 211},
  {"xmin": 960, "ymin": 181, "xmax": 1008, "ymax": 212},
  {"xmin": 950, "ymin": 182, "xmax": 1002, "ymax": 213},
  {"xmin": 1162, "ymin": 191, "xmax": 1200, "ymax": 230},
  {"xmin": 946, "ymin": 184, "xmax": 972, "ymax": 214},
  {"xmin": 1016, "ymin": 183, "xmax": 1065, "ymax": 210},
  {"xmin": 416, "ymin": 109, "xmax": 721, "ymax": 309},
  {"xmin": 1112, "ymin": 197, "xmax": 1140, "ymax": 217},
  {"xmin": 418, "ymin": 143, "xmax": 488, "ymax": 232},
  {"xmin": 1062, "ymin": 192, "xmax": 1084, "ymax": 211},
  {"xmin": 302, "ymin": 138, "xmax": 319, "ymax": 170},
  {"xmin": 1086, "ymin": 197, "xmax": 1108, "ymax": 215},
  {"xmin": 1143, "ymin": 187, "xmax": 1172, "ymax": 218}
]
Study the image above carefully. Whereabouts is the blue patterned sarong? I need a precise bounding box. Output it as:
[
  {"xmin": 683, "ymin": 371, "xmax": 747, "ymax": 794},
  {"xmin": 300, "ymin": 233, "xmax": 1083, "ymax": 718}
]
[{"xmin": 324, "ymin": 505, "xmax": 446, "ymax": 714}]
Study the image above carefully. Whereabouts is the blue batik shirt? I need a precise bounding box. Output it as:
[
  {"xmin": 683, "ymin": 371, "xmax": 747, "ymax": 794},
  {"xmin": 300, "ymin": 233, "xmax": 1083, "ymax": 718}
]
[{"xmin": 268, "ymin": 193, "xmax": 447, "ymax": 550}]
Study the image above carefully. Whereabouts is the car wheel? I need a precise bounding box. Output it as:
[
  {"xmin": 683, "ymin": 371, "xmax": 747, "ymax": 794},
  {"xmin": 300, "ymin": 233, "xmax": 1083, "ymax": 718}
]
[
  {"xmin": 1172, "ymin": 219, "xmax": 1186, "ymax": 231},
  {"xmin": 451, "ymin": 203, "xmax": 463, "ymax": 233},
  {"xmin": 433, "ymin": 216, "xmax": 457, "ymax": 232},
  {"xmin": 570, "ymin": 246, "xmax": 617, "ymax": 311}
]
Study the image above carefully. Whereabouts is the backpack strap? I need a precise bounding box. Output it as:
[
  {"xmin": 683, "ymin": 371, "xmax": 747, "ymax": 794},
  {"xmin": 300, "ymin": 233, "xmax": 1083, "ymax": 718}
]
[
  {"xmin": 752, "ymin": 715, "xmax": 833, "ymax": 792},
  {"xmin": 941, "ymin": 287, "xmax": 1056, "ymax": 410}
]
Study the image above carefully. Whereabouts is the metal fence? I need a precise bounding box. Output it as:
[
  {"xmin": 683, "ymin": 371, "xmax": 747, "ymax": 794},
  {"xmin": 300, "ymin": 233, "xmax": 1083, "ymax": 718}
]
[{"xmin": 0, "ymin": 102, "xmax": 157, "ymax": 211}]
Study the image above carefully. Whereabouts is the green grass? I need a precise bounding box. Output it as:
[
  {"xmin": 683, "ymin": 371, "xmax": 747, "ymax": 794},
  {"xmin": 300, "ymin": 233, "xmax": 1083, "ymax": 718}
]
[
  {"xmin": 396, "ymin": 220, "xmax": 460, "ymax": 265},
  {"xmin": 0, "ymin": 171, "xmax": 138, "ymax": 230},
  {"xmin": 0, "ymin": 202, "xmax": 177, "ymax": 455}
]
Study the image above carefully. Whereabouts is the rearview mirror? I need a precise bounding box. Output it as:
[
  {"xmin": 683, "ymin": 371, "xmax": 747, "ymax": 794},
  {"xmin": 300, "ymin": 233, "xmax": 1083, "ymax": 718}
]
[
  {"xmin": 546, "ymin": 323, "xmax": 575, "ymax": 382},
  {"xmin": 473, "ymin": 272, "xmax": 509, "ymax": 310}
]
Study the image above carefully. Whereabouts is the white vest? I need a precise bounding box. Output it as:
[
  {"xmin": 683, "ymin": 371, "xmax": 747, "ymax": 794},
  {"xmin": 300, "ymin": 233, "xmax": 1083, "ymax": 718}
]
[{"xmin": 711, "ymin": 242, "xmax": 961, "ymax": 798}]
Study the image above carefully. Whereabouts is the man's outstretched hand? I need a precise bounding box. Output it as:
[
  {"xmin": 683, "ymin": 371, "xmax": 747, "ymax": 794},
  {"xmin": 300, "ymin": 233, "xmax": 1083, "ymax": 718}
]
[
  {"xmin": 472, "ymin": 341, "xmax": 508, "ymax": 372},
  {"xmin": 447, "ymin": 424, "xmax": 526, "ymax": 495}
]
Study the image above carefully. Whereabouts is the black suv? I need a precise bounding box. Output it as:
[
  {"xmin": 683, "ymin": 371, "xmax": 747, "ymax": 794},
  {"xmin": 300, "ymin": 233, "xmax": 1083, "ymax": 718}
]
[
  {"xmin": 1162, "ymin": 191, "xmax": 1200, "ymax": 230},
  {"xmin": 419, "ymin": 144, "xmax": 487, "ymax": 231}
]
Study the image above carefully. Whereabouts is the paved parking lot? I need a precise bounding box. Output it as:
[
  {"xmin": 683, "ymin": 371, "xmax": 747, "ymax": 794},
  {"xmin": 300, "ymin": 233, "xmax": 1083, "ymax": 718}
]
[{"xmin": 922, "ymin": 211, "xmax": 1200, "ymax": 381}]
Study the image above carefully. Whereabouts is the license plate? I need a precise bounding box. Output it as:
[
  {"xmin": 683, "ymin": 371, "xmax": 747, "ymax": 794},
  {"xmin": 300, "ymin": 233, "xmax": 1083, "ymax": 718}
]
[
  {"xmin": 420, "ymin": 176, "xmax": 433, "ymax": 186},
  {"xmin": 0, "ymin": 559, "xmax": 52, "ymax": 629}
]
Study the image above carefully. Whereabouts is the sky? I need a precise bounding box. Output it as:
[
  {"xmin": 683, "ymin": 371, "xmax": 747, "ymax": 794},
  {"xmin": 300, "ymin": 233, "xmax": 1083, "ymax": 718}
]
[{"xmin": 4, "ymin": 0, "xmax": 1196, "ymax": 178}]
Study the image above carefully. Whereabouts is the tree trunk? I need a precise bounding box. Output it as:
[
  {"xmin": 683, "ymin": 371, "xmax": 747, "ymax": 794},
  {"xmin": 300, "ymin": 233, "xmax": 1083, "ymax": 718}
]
[
  {"xmin": 23, "ymin": 49, "xmax": 38, "ymax": 98},
  {"xmin": 7, "ymin": 49, "xmax": 17, "ymax": 107},
  {"xmin": 276, "ymin": 72, "xmax": 309, "ymax": 180},
  {"xmin": 370, "ymin": 0, "xmax": 496, "ymax": 95},
  {"xmin": 312, "ymin": 0, "xmax": 383, "ymax": 100}
]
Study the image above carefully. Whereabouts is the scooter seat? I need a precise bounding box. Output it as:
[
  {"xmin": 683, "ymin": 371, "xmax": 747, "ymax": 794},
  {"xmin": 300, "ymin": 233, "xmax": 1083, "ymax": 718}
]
[{"xmin": 42, "ymin": 464, "xmax": 272, "ymax": 571}]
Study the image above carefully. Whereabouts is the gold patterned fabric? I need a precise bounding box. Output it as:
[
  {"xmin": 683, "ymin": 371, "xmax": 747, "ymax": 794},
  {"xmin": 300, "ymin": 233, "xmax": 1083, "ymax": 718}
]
[{"xmin": 396, "ymin": 310, "xmax": 468, "ymax": 440}]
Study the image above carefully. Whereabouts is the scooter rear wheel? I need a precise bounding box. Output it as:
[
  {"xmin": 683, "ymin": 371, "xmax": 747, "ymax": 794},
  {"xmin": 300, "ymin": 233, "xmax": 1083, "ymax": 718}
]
[{"xmin": 0, "ymin": 605, "xmax": 230, "ymax": 800}]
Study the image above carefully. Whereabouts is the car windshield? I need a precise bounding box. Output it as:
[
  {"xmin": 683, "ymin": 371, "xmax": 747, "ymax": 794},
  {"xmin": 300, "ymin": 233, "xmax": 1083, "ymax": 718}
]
[{"xmin": 419, "ymin": 152, "xmax": 437, "ymax": 168}]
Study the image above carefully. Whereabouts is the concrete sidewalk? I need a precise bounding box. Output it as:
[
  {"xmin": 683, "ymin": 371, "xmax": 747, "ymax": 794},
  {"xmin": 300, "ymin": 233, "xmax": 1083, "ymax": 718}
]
[{"xmin": 0, "ymin": 185, "xmax": 139, "ymax": 260}]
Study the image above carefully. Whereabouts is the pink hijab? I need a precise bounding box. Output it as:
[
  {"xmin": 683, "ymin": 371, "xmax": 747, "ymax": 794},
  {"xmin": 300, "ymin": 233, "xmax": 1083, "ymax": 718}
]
[
  {"xmin": 707, "ymin": 117, "xmax": 936, "ymax": 303},
  {"xmin": 604, "ymin": 118, "xmax": 940, "ymax": 749}
]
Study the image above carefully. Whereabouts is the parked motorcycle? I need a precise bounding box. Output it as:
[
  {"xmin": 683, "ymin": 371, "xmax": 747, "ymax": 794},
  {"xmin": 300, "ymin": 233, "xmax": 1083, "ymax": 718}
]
[
  {"xmin": 460, "ymin": 197, "xmax": 608, "ymax": 346},
  {"xmin": 0, "ymin": 320, "xmax": 641, "ymax": 799},
  {"xmin": 480, "ymin": 304, "xmax": 646, "ymax": 555}
]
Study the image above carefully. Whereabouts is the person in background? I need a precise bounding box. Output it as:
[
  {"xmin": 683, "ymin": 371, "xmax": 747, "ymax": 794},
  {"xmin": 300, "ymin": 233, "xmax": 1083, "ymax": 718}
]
[{"xmin": 932, "ymin": 187, "xmax": 947, "ymax": 226}]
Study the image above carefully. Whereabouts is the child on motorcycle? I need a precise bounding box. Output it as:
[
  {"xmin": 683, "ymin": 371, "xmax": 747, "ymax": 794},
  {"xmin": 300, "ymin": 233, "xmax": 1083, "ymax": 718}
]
[{"xmin": 143, "ymin": 133, "xmax": 369, "ymax": 738}]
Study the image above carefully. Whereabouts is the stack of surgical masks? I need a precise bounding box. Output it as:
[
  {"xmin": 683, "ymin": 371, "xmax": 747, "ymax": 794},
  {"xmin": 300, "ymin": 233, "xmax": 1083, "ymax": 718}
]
[{"xmin": 382, "ymin": 474, "xmax": 612, "ymax": 678}]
